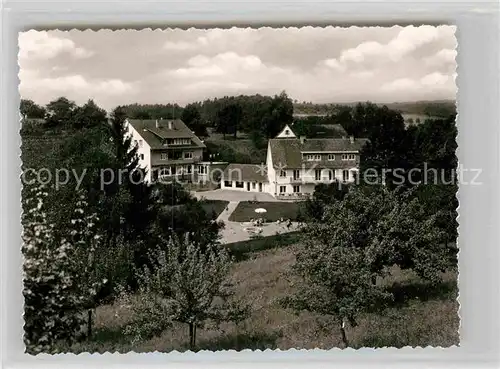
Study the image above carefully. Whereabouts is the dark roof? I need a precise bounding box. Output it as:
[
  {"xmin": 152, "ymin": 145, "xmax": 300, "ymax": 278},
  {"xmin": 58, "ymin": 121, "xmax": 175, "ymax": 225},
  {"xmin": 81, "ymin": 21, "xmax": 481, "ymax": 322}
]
[
  {"xmin": 222, "ymin": 163, "xmax": 268, "ymax": 183},
  {"xmin": 307, "ymin": 124, "xmax": 348, "ymax": 138},
  {"xmin": 127, "ymin": 119, "xmax": 206, "ymax": 149},
  {"xmin": 269, "ymin": 137, "xmax": 369, "ymax": 169}
]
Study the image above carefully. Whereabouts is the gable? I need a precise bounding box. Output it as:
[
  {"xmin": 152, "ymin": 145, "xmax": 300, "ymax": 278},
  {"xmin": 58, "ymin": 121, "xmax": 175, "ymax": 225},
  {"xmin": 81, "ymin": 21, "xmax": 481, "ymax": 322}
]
[{"xmin": 275, "ymin": 124, "xmax": 296, "ymax": 139}]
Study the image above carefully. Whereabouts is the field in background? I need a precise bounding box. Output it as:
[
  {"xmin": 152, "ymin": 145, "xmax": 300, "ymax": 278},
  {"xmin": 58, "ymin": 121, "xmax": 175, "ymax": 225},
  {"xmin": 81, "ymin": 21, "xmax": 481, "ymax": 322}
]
[
  {"xmin": 65, "ymin": 245, "xmax": 459, "ymax": 352},
  {"xmin": 402, "ymin": 114, "xmax": 440, "ymax": 124},
  {"xmin": 204, "ymin": 129, "xmax": 266, "ymax": 165}
]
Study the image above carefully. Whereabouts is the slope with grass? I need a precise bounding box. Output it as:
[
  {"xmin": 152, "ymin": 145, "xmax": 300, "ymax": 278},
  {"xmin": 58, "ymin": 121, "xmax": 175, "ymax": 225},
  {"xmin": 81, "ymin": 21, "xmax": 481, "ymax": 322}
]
[{"xmin": 65, "ymin": 245, "xmax": 459, "ymax": 352}]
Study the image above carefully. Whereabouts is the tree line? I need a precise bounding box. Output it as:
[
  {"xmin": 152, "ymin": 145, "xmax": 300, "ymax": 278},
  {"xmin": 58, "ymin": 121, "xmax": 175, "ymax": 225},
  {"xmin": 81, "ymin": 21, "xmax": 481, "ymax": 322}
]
[
  {"xmin": 292, "ymin": 100, "xmax": 456, "ymax": 118},
  {"xmin": 21, "ymin": 92, "xmax": 294, "ymax": 140}
]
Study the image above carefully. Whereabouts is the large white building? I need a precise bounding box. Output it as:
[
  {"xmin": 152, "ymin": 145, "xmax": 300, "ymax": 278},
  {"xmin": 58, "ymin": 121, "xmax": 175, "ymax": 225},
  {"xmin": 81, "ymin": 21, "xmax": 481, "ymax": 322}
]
[
  {"xmin": 125, "ymin": 118, "xmax": 226, "ymax": 183},
  {"xmin": 221, "ymin": 124, "xmax": 368, "ymax": 199}
]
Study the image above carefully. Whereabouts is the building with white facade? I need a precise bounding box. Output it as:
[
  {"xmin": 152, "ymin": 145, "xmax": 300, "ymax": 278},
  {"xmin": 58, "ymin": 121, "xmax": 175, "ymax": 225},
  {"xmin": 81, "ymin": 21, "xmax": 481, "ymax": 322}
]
[
  {"xmin": 125, "ymin": 118, "xmax": 225, "ymax": 183},
  {"xmin": 220, "ymin": 124, "xmax": 368, "ymax": 199}
]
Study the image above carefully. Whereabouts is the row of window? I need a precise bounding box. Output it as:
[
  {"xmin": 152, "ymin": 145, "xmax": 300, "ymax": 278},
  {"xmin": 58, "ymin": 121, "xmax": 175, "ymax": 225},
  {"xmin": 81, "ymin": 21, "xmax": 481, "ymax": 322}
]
[
  {"xmin": 281, "ymin": 169, "xmax": 351, "ymax": 184},
  {"xmin": 280, "ymin": 185, "xmax": 301, "ymax": 193},
  {"xmin": 134, "ymin": 138, "xmax": 192, "ymax": 149},
  {"xmin": 157, "ymin": 165, "xmax": 193, "ymax": 176},
  {"xmin": 303, "ymin": 153, "xmax": 356, "ymax": 161},
  {"xmin": 224, "ymin": 181, "xmax": 260, "ymax": 190},
  {"xmin": 160, "ymin": 152, "xmax": 194, "ymax": 160},
  {"xmin": 279, "ymin": 169, "xmax": 351, "ymax": 180},
  {"xmin": 156, "ymin": 165, "xmax": 209, "ymax": 176},
  {"xmin": 164, "ymin": 138, "xmax": 191, "ymax": 146}
]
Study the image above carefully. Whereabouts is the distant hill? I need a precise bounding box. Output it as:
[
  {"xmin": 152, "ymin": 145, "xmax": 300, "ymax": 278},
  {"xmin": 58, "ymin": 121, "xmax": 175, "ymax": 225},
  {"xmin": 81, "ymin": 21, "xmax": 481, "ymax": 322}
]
[
  {"xmin": 383, "ymin": 100, "xmax": 456, "ymax": 117},
  {"xmin": 293, "ymin": 100, "xmax": 456, "ymax": 118}
]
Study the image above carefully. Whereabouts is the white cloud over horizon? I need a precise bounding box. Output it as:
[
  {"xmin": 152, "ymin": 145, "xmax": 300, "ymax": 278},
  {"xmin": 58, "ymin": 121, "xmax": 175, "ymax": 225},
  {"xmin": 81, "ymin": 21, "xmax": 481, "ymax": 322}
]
[{"xmin": 18, "ymin": 26, "xmax": 457, "ymax": 111}]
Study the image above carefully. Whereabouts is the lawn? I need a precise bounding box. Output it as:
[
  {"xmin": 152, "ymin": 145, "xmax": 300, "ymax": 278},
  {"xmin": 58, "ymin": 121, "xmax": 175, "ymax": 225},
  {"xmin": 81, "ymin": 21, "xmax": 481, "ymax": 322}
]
[
  {"xmin": 229, "ymin": 201, "xmax": 302, "ymax": 222},
  {"xmin": 199, "ymin": 199, "xmax": 229, "ymax": 219},
  {"xmin": 65, "ymin": 245, "xmax": 459, "ymax": 353},
  {"xmin": 225, "ymin": 231, "xmax": 302, "ymax": 261}
]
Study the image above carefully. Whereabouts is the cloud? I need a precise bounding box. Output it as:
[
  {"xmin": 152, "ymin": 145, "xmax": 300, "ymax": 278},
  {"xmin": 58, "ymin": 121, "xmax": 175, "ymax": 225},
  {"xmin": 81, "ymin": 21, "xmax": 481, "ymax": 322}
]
[
  {"xmin": 19, "ymin": 69, "xmax": 133, "ymax": 106},
  {"xmin": 381, "ymin": 78, "xmax": 419, "ymax": 92},
  {"xmin": 420, "ymin": 72, "xmax": 451, "ymax": 86},
  {"xmin": 323, "ymin": 25, "xmax": 455, "ymax": 72},
  {"xmin": 167, "ymin": 52, "xmax": 265, "ymax": 79},
  {"xmin": 381, "ymin": 72, "xmax": 455, "ymax": 95},
  {"xmin": 350, "ymin": 70, "xmax": 375, "ymax": 79},
  {"xmin": 18, "ymin": 26, "xmax": 457, "ymax": 109},
  {"xmin": 340, "ymin": 41, "xmax": 385, "ymax": 63},
  {"xmin": 163, "ymin": 40, "xmax": 198, "ymax": 51},
  {"xmin": 323, "ymin": 58, "xmax": 346, "ymax": 72},
  {"xmin": 18, "ymin": 31, "xmax": 93, "ymax": 60},
  {"xmin": 424, "ymin": 48, "xmax": 457, "ymax": 67},
  {"xmin": 183, "ymin": 81, "xmax": 249, "ymax": 91},
  {"xmin": 385, "ymin": 25, "xmax": 442, "ymax": 60}
]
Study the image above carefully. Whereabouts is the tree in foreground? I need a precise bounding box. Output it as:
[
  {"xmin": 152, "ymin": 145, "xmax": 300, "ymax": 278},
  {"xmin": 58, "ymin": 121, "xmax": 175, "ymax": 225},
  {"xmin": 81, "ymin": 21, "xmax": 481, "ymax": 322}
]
[
  {"xmin": 372, "ymin": 192, "xmax": 450, "ymax": 284},
  {"xmin": 283, "ymin": 188, "xmax": 393, "ymax": 347},
  {"xmin": 122, "ymin": 235, "xmax": 249, "ymax": 350},
  {"xmin": 284, "ymin": 185, "xmax": 450, "ymax": 346},
  {"xmin": 302, "ymin": 181, "xmax": 351, "ymax": 221},
  {"xmin": 22, "ymin": 185, "xmax": 105, "ymax": 353}
]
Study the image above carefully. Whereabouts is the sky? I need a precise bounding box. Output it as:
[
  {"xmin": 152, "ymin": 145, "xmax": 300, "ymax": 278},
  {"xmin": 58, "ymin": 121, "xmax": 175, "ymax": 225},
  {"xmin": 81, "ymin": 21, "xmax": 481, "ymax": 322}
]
[{"xmin": 18, "ymin": 25, "xmax": 457, "ymax": 111}]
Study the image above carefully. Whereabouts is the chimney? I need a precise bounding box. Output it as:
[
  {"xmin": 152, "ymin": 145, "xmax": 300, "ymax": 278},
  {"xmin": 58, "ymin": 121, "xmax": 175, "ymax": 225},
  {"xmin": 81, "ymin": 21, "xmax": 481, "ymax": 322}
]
[
  {"xmin": 155, "ymin": 119, "xmax": 159, "ymax": 129},
  {"xmin": 299, "ymin": 136, "xmax": 306, "ymax": 144},
  {"xmin": 168, "ymin": 120, "xmax": 173, "ymax": 130},
  {"xmin": 350, "ymin": 136, "xmax": 355, "ymax": 144}
]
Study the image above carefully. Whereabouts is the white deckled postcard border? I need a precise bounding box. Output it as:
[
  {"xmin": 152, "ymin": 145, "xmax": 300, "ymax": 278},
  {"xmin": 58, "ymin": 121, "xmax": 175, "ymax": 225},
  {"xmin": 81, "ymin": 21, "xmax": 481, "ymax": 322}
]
[{"xmin": 2, "ymin": 0, "xmax": 500, "ymax": 368}]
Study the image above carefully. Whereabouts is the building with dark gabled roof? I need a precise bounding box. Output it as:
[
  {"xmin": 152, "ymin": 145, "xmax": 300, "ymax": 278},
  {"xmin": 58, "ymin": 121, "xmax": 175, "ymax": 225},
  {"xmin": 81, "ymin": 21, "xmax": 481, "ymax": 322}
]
[
  {"xmin": 220, "ymin": 123, "xmax": 368, "ymax": 199},
  {"xmin": 126, "ymin": 118, "xmax": 213, "ymax": 183},
  {"xmin": 221, "ymin": 163, "xmax": 268, "ymax": 192}
]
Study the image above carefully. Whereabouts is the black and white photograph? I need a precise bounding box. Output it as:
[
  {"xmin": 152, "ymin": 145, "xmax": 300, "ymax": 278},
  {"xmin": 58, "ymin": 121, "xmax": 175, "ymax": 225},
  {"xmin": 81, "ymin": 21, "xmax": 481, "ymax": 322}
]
[{"xmin": 19, "ymin": 25, "xmax": 459, "ymax": 354}]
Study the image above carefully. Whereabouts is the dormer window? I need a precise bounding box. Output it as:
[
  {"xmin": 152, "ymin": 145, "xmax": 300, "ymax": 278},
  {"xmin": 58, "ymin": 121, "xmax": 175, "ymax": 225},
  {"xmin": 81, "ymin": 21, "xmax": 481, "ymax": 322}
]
[
  {"xmin": 304, "ymin": 154, "xmax": 321, "ymax": 161},
  {"xmin": 341, "ymin": 154, "xmax": 356, "ymax": 161},
  {"xmin": 328, "ymin": 154, "xmax": 335, "ymax": 161}
]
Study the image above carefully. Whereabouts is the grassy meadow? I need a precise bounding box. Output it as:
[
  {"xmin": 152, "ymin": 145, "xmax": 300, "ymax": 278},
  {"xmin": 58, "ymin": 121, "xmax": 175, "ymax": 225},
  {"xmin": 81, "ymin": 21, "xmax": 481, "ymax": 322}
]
[{"xmin": 64, "ymin": 244, "xmax": 459, "ymax": 353}]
